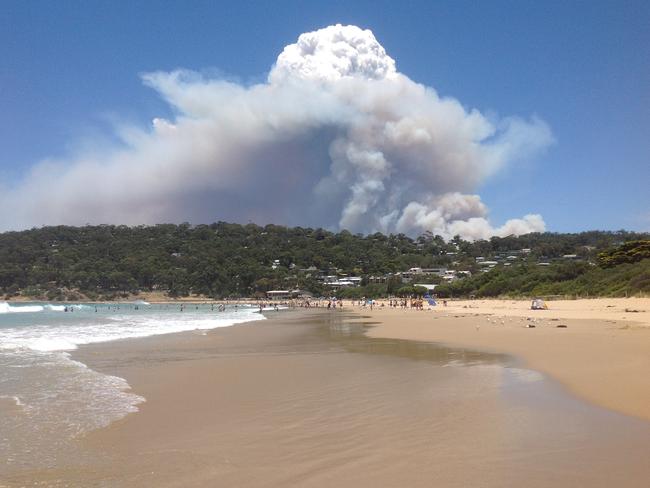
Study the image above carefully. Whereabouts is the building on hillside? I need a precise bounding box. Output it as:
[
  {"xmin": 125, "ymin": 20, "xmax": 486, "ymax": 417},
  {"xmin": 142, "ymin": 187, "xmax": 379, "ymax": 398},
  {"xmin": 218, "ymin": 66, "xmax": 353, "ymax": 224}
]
[
  {"xmin": 399, "ymin": 267, "xmax": 448, "ymax": 283},
  {"xmin": 266, "ymin": 289, "xmax": 308, "ymax": 299},
  {"xmin": 421, "ymin": 268, "xmax": 448, "ymax": 275},
  {"xmin": 324, "ymin": 277, "xmax": 363, "ymax": 289},
  {"xmin": 368, "ymin": 275, "xmax": 388, "ymax": 284},
  {"xmin": 266, "ymin": 290, "xmax": 291, "ymax": 299}
]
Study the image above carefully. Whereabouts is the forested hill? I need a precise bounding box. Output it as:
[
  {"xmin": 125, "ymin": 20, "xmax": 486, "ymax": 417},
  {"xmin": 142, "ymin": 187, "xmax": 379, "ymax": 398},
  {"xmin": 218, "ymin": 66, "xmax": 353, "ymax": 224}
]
[{"xmin": 0, "ymin": 223, "xmax": 648, "ymax": 300}]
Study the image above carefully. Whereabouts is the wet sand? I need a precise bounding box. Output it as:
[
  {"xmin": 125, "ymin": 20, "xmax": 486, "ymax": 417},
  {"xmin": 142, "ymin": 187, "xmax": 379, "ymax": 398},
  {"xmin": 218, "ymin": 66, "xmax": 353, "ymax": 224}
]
[
  {"xmin": 3, "ymin": 309, "xmax": 650, "ymax": 487},
  {"xmin": 363, "ymin": 299, "xmax": 650, "ymax": 421}
]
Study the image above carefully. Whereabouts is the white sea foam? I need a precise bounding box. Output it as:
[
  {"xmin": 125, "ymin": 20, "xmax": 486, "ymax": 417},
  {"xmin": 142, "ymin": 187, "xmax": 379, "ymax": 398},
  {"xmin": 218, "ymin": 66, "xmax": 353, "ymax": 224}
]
[
  {"xmin": 0, "ymin": 302, "xmax": 94, "ymax": 314},
  {"xmin": 0, "ymin": 302, "xmax": 45, "ymax": 314},
  {"xmin": 0, "ymin": 347, "xmax": 145, "ymax": 468},
  {"xmin": 44, "ymin": 304, "xmax": 66, "ymax": 312},
  {"xmin": 1, "ymin": 310, "xmax": 264, "ymax": 352},
  {"xmin": 24, "ymin": 337, "xmax": 80, "ymax": 352}
]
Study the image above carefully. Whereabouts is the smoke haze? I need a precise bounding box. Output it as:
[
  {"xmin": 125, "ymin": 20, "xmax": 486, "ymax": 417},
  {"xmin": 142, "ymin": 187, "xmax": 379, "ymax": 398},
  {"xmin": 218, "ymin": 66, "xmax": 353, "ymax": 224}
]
[{"xmin": 1, "ymin": 24, "xmax": 553, "ymax": 240}]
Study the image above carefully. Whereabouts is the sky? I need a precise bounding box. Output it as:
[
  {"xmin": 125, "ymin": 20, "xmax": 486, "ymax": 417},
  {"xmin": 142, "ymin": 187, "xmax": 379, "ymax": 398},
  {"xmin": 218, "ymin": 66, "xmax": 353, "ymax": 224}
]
[{"xmin": 1, "ymin": 0, "xmax": 648, "ymax": 237}]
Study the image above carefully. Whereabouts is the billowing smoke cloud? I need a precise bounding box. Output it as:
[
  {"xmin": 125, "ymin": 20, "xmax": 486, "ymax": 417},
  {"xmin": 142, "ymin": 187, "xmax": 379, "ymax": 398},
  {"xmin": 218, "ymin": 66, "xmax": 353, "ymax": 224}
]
[{"xmin": 1, "ymin": 24, "xmax": 553, "ymax": 240}]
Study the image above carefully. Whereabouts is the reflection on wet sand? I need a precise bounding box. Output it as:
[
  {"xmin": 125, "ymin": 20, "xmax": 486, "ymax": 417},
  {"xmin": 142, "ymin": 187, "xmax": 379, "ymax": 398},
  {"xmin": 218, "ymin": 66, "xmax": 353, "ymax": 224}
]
[{"xmin": 323, "ymin": 313, "xmax": 510, "ymax": 367}]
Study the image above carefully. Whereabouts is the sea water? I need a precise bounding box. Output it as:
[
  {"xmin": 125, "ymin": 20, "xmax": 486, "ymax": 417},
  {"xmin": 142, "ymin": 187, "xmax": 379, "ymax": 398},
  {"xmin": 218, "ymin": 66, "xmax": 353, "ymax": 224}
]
[{"xmin": 0, "ymin": 301, "xmax": 264, "ymax": 471}]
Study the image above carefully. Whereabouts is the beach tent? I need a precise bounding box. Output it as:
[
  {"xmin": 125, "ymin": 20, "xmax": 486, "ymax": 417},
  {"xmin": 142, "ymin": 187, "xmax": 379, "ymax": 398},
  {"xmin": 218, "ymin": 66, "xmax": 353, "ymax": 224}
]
[
  {"xmin": 424, "ymin": 293, "xmax": 437, "ymax": 306},
  {"xmin": 530, "ymin": 298, "xmax": 548, "ymax": 310}
]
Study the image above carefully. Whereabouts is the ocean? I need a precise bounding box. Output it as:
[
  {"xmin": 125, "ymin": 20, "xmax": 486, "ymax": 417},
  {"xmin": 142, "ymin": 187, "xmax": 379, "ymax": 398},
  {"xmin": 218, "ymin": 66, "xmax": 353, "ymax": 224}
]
[{"xmin": 0, "ymin": 301, "xmax": 264, "ymax": 472}]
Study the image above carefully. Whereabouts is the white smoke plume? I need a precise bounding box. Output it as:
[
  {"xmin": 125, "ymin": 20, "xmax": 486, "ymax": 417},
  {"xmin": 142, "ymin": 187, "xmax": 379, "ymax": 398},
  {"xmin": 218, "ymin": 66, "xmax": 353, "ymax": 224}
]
[{"xmin": 1, "ymin": 24, "xmax": 553, "ymax": 240}]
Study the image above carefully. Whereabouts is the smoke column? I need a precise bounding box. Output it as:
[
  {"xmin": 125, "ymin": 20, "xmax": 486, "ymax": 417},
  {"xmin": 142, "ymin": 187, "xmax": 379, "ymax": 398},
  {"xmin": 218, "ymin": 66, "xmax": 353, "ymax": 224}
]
[{"xmin": 1, "ymin": 24, "xmax": 553, "ymax": 240}]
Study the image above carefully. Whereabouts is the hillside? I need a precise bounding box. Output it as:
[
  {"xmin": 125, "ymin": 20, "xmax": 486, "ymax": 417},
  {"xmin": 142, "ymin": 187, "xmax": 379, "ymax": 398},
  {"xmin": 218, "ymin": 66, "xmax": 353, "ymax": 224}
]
[{"xmin": 0, "ymin": 223, "xmax": 648, "ymax": 300}]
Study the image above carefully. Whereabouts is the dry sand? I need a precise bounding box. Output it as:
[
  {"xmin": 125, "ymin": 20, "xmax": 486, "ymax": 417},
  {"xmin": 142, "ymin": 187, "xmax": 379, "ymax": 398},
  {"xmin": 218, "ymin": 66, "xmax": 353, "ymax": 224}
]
[{"xmin": 362, "ymin": 297, "xmax": 650, "ymax": 421}]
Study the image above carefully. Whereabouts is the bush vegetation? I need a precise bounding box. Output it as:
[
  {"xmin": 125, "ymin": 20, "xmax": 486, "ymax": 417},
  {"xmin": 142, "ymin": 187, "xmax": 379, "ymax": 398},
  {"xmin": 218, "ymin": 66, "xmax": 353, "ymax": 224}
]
[{"xmin": 0, "ymin": 223, "xmax": 647, "ymax": 300}]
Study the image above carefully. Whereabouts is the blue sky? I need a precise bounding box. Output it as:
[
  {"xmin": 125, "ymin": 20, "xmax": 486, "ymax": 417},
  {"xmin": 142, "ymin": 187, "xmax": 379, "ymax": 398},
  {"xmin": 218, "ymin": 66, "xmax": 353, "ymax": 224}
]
[{"xmin": 1, "ymin": 0, "xmax": 649, "ymax": 233}]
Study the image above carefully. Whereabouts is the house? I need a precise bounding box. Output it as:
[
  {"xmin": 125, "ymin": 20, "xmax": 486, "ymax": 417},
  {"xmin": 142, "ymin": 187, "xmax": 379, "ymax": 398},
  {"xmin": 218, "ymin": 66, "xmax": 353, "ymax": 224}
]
[
  {"xmin": 266, "ymin": 290, "xmax": 291, "ymax": 299},
  {"xmin": 421, "ymin": 268, "xmax": 448, "ymax": 276},
  {"xmin": 399, "ymin": 267, "xmax": 449, "ymax": 283},
  {"xmin": 368, "ymin": 275, "xmax": 388, "ymax": 284},
  {"xmin": 267, "ymin": 289, "xmax": 308, "ymax": 299},
  {"xmin": 324, "ymin": 277, "xmax": 363, "ymax": 289}
]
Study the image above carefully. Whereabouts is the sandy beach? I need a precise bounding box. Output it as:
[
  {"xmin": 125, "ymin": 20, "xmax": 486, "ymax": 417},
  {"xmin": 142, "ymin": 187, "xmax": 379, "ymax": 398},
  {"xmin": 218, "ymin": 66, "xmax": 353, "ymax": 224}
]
[
  {"xmin": 363, "ymin": 297, "xmax": 650, "ymax": 421},
  {"xmin": 3, "ymin": 306, "xmax": 650, "ymax": 487}
]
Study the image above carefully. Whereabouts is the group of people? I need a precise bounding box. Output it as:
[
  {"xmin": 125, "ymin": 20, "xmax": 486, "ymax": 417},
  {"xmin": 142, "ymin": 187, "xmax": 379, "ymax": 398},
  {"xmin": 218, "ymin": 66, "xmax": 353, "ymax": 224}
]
[
  {"xmin": 347, "ymin": 296, "xmax": 446, "ymax": 311},
  {"xmin": 326, "ymin": 300, "xmax": 343, "ymax": 310},
  {"xmin": 385, "ymin": 299, "xmax": 425, "ymax": 310},
  {"xmin": 60, "ymin": 297, "xmax": 450, "ymax": 315}
]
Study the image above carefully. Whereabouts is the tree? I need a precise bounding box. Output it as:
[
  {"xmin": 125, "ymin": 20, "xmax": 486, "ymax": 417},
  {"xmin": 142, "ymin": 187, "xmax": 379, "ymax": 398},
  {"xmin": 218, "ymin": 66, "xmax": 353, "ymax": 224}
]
[{"xmin": 412, "ymin": 285, "xmax": 428, "ymax": 296}]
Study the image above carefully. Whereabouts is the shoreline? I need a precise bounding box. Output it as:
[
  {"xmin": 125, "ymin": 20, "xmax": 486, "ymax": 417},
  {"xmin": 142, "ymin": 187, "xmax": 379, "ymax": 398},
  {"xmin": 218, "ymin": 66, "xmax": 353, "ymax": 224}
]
[
  {"xmin": 5, "ymin": 307, "xmax": 650, "ymax": 486},
  {"xmin": 5, "ymin": 292, "xmax": 649, "ymax": 305},
  {"xmin": 2, "ymin": 294, "xmax": 270, "ymax": 304},
  {"xmin": 4, "ymin": 295, "xmax": 649, "ymax": 423},
  {"xmin": 357, "ymin": 297, "xmax": 650, "ymax": 421},
  {"xmin": 5, "ymin": 295, "xmax": 649, "ymax": 421}
]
